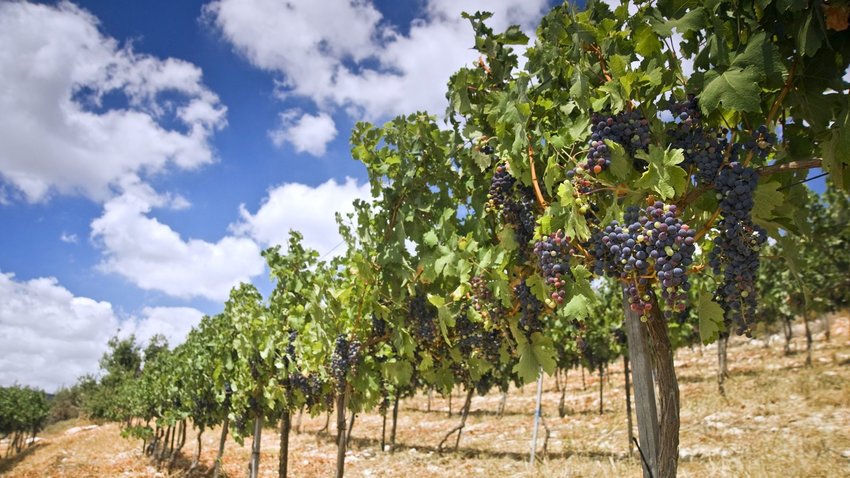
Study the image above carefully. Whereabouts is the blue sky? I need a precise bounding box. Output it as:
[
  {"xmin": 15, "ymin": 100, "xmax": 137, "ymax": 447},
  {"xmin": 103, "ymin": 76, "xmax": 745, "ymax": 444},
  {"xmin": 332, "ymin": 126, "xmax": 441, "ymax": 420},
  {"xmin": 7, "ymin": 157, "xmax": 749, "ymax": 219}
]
[{"xmin": 0, "ymin": 0, "xmax": 559, "ymax": 391}]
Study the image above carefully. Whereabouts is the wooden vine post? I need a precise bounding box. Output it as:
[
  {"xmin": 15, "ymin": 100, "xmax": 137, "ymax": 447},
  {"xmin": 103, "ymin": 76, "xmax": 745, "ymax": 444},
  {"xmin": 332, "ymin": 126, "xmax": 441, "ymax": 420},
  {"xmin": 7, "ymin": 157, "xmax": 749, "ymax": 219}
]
[{"xmin": 623, "ymin": 291, "xmax": 659, "ymax": 478}]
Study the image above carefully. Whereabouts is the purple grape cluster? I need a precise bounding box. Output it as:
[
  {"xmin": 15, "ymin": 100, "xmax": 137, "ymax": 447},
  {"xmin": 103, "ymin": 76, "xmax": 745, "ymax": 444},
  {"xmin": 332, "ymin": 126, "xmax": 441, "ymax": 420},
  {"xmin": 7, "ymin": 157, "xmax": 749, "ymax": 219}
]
[
  {"xmin": 534, "ymin": 229, "xmax": 572, "ymax": 306},
  {"xmin": 733, "ymin": 125, "xmax": 775, "ymax": 161},
  {"xmin": 289, "ymin": 373, "xmax": 328, "ymax": 408},
  {"xmin": 370, "ymin": 313, "xmax": 386, "ymax": 338},
  {"xmin": 575, "ymin": 110, "xmax": 651, "ymax": 175},
  {"xmin": 285, "ymin": 329, "xmax": 297, "ymax": 362},
  {"xmin": 502, "ymin": 186, "xmax": 537, "ymax": 247},
  {"xmin": 709, "ymin": 162, "xmax": 767, "ymax": 336},
  {"xmin": 470, "ymin": 275, "xmax": 505, "ymax": 323},
  {"xmin": 514, "ymin": 280, "xmax": 543, "ymax": 335},
  {"xmin": 330, "ymin": 335, "xmax": 361, "ymax": 386},
  {"xmin": 666, "ymin": 96, "xmax": 728, "ymax": 185},
  {"xmin": 592, "ymin": 203, "xmax": 696, "ymax": 316},
  {"xmin": 486, "ymin": 162, "xmax": 515, "ymax": 213},
  {"xmin": 408, "ymin": 294, "xmax": 438, "ymax": 345}
]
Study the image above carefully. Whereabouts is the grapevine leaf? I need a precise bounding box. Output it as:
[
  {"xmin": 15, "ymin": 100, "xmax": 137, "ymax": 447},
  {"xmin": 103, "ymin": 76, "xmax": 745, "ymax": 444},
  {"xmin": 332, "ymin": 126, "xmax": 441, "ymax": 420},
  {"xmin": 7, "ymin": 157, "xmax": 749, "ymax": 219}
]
[
  {"xmin": 526, "ymin": 274, "xmax": 548, "ymax": 302},
  {"xmin": 699, "ymin": 68, "xmax": 762, "ymax": 113},
  {"xmin": 634, "ymin": 146, "xmax": 688, "ymax": 199},
  {"xmin": 698, "ymin": 290, "xmax": 724, "ymax": 344},
  {"xmin": 530, "ymin": 333, "xmax": 557, "ymax": 375},
  {"xmin": 570, "ymin": 70, "xmax": 589, "ymax": 100},
  {"xmin": 634, "ymin": 22, "xmax": 663, "ymax": 57},
  {"xmin": 423, "ymin": 230, "xmax": 439, "ymax": 247},
  {"xmin": 752, "ymin": 180, "xmax": 784, "ymax": 221},
  {"xmin": 562, "ymin": 293, "xmax": 592, "ymax": 319},
  {"xmin": 383, "ymin": 361, "xmax": 413, "ymax": 386},
  {"xmin": 433, "ymin": 251, "xmax": 457, "ymax": 277},
  {"xmin": 497, "ymin": 225, "xmax": 518, "ymax": 251},
  {"xmin": 557, "ymin": 182, "xmax": 592, "ymax": 240},
  {"xmin": 606, "ymin": 139, "xmax": 635, "ymax": 181},
  {"xmin": 729, "ymin": 32, "xmax": 785, "ymax": 82},
  {"xmin": 472, "ymin": 150, "xmax": 492, "ymax": 172},
  {"xmin": 513, "ymin": 340, "xmax": 539, "ymax": 383},
  {"xmin": 820, "ymin": 112, "xmax": 850, "ymax": 191}
]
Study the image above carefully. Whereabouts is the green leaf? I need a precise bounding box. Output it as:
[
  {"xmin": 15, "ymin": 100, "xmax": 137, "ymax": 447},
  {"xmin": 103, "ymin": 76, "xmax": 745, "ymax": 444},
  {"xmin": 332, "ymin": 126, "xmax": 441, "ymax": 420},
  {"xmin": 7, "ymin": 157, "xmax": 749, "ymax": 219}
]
[
  {"xmin": 698, "ymin": 290, "xmax": 724, "ymax": 344},
  {"xmin": 700, "ymin": 68, "xmax": 762, "ymax": 113},
  {"xmin": 513, "ymin": 340, "xmax": 539, "ymax": 384},
  {"xmin": 562, "ymin": 293, "xmax": 592, "ymax": 319},
  {"xmin": 752, "ymin": 180, "xmax": 784, "ymax": 221},
  {"xmin": 472, "ymin": 150, "xmax": 492, "ymax": 172},
  {"xmin": 434, "ymin": 251, "xmax": 457, "ymax": 277},
  {"xmin": 606, "ymin": 140, "xmax": 634, "ymax": 181},
  {"xmin": 634, "ymin": 22, "xmax": 663, "ymax": 57},
  {"xmin": 423, "ymin": 230, "xmax": 439, "ymax": 247},
  {"xmin": 821, "ymin": 113, "xmax": 850, "ymax": 191},
  {"xmin": 497, "ymin": 225, "xmax": 518, "ymax": 251},
  {"xmin": 634, "ymin": 146, "xmax": 688, "ymax": 199},
  {"xmin": 729, "ymin": 32, "xmax": 785, "ymax": 82}
]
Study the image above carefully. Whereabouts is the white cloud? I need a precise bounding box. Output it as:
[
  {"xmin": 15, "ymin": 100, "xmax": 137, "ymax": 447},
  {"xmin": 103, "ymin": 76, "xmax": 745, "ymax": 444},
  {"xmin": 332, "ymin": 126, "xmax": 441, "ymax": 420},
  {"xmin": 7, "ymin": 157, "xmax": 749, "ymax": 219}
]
[
  {"xmin": 269, "ymin": 110, "xmax": 338, "ymax": 156},
  {"xmin": 60, "ymin": 232, "xmax": 79, "ymax": 244},
  {"xmin": 91, "ymin": 187, "xmax": 265, "ymax": 302},
  {"xmin": 0, "ymin": 1, "xmax": 226, "ymax": 203},
  {"xmin": 233, "ymin": 177, "xmax": 371, "ymax": 256},
  {"xmin": 123, "ymin": 306, "xmax": 205, "ymax": 348},
  {"xmin": 204, "ymin": 0, "xmax": 547, "ymax": 126},
  {"xmin": 0, "ymin": 270, "xmax": 119, "ymax": 392}
]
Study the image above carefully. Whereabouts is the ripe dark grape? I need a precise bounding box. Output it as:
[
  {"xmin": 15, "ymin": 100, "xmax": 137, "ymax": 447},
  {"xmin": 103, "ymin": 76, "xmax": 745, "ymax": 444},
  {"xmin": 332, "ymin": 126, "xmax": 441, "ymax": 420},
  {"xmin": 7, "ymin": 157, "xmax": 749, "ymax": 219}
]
[
  {"xmin": 592, "ymin": 203, "xmax": 696, "ymax": 316},
  {"xmin": 534, "ymin": 229, "xmax": 572, "ymax": 306},
  {"xmin": 409, "ymin": 294, "xmax": 438, "ymax": 345},
  {"xmin": 709, "ymin": 162, "xmax": 766, "ymax": 336},
  {"xmin": 470, "ymin": 275, "xmax": 505, "ymax": 323},
  {"xmin": 486, "ymin": 162, "xmax": 515, "ymax": 213},
  {"xmin": 370, "ymin": 313, "xmax": 386, "ymax": 338},
  {"xmin": 285, "ymin": 329, "xmax": 297, "ymax": 362},
  {"xmin": 665, "ymin": 96, "xmax": 727, "ymax": 185},
  {"xmin": 514, "ymin": 280, "xmax": 543, "ymax": 335},
  {"xmin": 330, "ymin": 335, "xmax": 361, "ymax": 386},
  {"xmin": 502, "ymin": 185, "xmax": 537, "ymax": 248},
  {"xmin": 569, "ymin": 110, "xmax": 651, "ymax": 177}
]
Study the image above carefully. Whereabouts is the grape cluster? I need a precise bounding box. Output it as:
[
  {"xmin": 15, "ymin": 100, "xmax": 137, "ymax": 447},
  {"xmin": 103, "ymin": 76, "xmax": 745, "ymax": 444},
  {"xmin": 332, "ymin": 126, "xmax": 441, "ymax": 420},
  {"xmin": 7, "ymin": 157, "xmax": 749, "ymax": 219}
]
[
  {"xmin": 330, "ymin": 335, "xmax": 361, "ymax": 386},
  {"xmin": 289, "ymin": 373, "xmax": 327, "ymax": 408},
  {"xmin": 574, "ymin": 110, "xmax": 651, "ymax": 175},
  {"xmin": 666, "ymin": 96, "xmax": 728, "ymax": 185},
  {"xmin": 486, "ymin": 162, "xmax": 515, "ymax": 213},
  {"xmin": 470, "ymin": 275, "xmax": 491, "ymax": 313},
  {"xmin": 284, "ymin": 329, "xmax": 297, "ymax": 362},
  {"xmin": 470, "ymin": 275, "xmax": 505, "ymax": 323},
  {"xmin": 501, "ymin": 185, "xmax": 537, "ymax": 248},
  {"xmin": 709, "ymin": 162, "xmax": 767, "ymax": 335},
  {"xmin": 409, "ymin": 294, "xmax": 438, "ymax": 345},
  {"xmin": 733, "ymin": 125, "xmax": 775, "ymax": 161},
  {"xmin": 370, "ymin": 313, "xmax": 386, "ymax": 338},
  {"xmin": 592, "ymin": 203, "xmax": 696, "ymax": 316},
  {"xmin": 455, "ymin": 306, "xmax": 489, "ymax": 356},
  {"xmin": 514, "ymin": 280, "xmax": 543, "ymax": 335},
  {"xmin": 534, "ymin": 229, "xmax": 572, "ymax": 306}
]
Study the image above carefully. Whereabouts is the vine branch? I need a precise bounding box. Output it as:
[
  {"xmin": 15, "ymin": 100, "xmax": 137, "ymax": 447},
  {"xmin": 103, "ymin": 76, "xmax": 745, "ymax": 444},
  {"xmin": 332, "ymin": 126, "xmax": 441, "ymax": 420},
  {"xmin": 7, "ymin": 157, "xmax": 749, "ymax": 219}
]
[{"xmin": 528, "ymin": 142, "xmax": 549, "ymax": 209}]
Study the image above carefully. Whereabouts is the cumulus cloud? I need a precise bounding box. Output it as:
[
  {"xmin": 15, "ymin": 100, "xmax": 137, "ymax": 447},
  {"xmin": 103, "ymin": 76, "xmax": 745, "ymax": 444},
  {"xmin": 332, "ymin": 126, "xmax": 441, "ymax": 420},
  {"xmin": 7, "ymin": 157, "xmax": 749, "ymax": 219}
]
[
  {"xmin": 233, "ymin": 177, "xmax": 371, "ymax": 256},
  {"xmin": 60, "ymin": 232, "xmax": 79, "ymax": 244},
  {"xmin": 0, "ymin": 1, "xmax": 226, "ymax": 202},
  {"xmin": 0, "ymin": 270, "xmax": 119, "ymax": 392},
  {"xmin": 123, "ymin": 306, "xmax": 205, "ymax": 348},
  {"xmin": 204, "ymin": 0, "xmax": 547, "ymax": 129},
  {"xmin": 90, "ymin": 186, "xmax": 264, "ymax": 302},
  {"xmin": 269, "ymin": 110, "xmax": 338, "ymax": 156}
]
